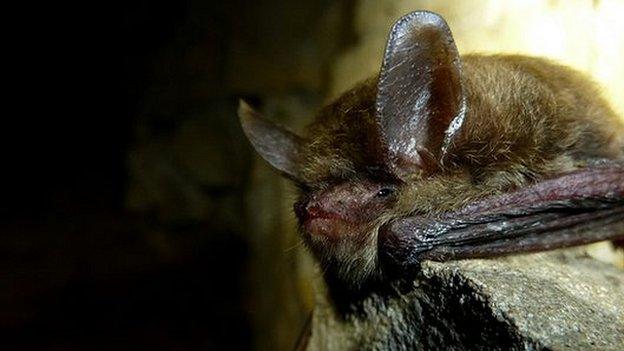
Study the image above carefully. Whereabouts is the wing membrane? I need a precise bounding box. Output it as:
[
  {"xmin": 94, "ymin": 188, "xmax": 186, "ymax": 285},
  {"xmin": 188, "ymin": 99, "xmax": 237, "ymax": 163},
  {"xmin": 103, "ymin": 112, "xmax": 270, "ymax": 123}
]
[{"xmin": 380, "ymin": 165, "xmax": 624, "ymax": 267}]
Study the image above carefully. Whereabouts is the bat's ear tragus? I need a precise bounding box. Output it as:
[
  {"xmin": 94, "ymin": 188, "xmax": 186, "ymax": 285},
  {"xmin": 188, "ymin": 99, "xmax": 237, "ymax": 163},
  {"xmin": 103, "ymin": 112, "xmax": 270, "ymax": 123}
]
[{"xmin": 417, "ymin": 147, "xmax": 442, "ymax": 175}]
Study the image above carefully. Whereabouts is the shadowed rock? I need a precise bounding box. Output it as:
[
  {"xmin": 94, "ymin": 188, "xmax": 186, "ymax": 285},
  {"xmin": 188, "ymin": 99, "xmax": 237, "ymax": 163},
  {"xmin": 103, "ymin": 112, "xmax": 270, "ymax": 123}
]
[{"xmin": 305, "ymin": 250, "xmax": 624, "ymax": 350}]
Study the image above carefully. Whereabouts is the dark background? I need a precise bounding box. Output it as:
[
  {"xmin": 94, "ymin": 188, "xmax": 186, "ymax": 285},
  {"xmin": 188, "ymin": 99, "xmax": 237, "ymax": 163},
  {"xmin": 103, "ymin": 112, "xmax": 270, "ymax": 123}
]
[
  {"xmin": 4, "ymin": 2, "xmax": 299, "ymax": 350},
  {"xmin": 3, "ymin": 0, "xmax": 354, "ymax": 349},
  {"xmin": 5, "ymin": 1, "xmax": 252, "ymax": 350}
]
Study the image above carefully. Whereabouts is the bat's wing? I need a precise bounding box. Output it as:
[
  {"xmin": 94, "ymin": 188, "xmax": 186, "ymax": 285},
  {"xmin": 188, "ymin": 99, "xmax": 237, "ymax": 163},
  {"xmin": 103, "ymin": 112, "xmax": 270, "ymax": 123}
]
[{"xmin": 379, "ymin": 164, "xmax": 624, "ymax": 269}]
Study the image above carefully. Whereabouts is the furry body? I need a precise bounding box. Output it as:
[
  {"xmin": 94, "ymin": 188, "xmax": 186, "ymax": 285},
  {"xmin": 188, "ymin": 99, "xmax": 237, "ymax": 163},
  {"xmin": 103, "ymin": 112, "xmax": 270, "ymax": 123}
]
[
  {"xmin": 302, "ymin": 55, "xmax": 623, "ymax": 189},
  {"xmin": 297, "ymin": 54, "xmax": 624, "ymax": 289}
]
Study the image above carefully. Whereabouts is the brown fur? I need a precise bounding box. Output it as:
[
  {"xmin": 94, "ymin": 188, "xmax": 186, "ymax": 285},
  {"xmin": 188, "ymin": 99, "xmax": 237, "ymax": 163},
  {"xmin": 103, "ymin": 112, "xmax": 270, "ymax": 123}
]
[
  {"xmin": 300, "ymin": 55, "xmax": 624, "ymax": 212},
  {"xmin": 292, "ymin": 55, "xmax": 624, "ymax": 288}
]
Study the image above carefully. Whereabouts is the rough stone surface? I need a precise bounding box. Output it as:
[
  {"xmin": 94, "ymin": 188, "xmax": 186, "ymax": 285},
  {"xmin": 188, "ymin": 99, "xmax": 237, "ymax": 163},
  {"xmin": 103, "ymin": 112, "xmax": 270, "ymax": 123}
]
[{"xmin": 306, "ymin": 250, "xmax": 624, "ymax": 350}]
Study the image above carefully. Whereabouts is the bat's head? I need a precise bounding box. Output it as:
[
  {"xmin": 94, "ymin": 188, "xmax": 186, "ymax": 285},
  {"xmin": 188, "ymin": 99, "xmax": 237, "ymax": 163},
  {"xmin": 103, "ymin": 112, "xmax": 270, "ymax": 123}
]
[{"xmin": 239, "ymin": 11, "xmax": 466, "ymax": 289}]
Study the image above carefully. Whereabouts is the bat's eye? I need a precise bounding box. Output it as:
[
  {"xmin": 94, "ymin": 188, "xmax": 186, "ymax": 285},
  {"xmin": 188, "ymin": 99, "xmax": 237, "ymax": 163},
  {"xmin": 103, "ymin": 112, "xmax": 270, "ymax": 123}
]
[{"xmin": 376, "ymin": 188, "xmax": 394, "ymax": 197}]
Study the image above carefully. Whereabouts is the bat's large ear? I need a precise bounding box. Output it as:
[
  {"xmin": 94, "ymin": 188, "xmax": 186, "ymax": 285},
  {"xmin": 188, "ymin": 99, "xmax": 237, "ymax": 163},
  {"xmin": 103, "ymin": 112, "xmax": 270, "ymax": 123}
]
[
  {"xmin": 376, "ymin": 11, "xmax": 466, "ymax": 179},
  {"xmin": 238, "ymin": 100, "xmax": 305, "ymax": 181}
]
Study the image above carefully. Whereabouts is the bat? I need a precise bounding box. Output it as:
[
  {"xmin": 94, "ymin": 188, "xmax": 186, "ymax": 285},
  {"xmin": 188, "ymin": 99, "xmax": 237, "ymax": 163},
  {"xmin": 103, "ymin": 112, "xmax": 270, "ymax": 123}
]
[{"xmin": 238, "ymin": 11, "xmax": 624, "ymax": 294}]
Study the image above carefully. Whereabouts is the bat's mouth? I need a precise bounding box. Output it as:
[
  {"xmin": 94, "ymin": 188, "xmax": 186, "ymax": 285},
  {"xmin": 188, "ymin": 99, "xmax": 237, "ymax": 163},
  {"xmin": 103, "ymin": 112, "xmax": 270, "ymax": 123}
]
[
  {"xmin": 303, "ymin": 218, "xmax": 340, "ymax": 239},
  {"xmin": 303, "ymin": 214, "xmax": 357, "ymax": 241}
]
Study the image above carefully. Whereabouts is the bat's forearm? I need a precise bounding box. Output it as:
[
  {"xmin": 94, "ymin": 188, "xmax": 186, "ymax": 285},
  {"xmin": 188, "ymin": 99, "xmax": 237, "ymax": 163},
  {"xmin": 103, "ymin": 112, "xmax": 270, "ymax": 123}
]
[{"xmin": 379, "ymin": 164, "xmax": 624, "ymax": 270}]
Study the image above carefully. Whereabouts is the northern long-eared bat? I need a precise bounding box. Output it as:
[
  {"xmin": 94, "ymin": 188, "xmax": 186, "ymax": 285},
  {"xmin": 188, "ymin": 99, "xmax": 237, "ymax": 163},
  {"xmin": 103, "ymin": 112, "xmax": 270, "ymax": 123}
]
[{"xmin": 239, "ymin": 11, "xmax": 624, "ymax": 295}]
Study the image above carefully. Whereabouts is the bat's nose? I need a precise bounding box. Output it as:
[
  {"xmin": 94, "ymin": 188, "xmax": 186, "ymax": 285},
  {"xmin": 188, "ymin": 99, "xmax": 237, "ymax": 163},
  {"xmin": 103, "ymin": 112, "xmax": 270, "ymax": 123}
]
[
  {"xmin": 297, "ymin": 202, "xmax": 350, "ymax": 240},
  {"xmin": 294, "ymin": 200, "xmax": 340, "ymax": 223},
  {"xmin": 305, "ymin": 204, "xmax": 338, "ymax": 221},
  {"xmin": 293, "ymin": 183, "xmax": 359, "ymax": 226}
]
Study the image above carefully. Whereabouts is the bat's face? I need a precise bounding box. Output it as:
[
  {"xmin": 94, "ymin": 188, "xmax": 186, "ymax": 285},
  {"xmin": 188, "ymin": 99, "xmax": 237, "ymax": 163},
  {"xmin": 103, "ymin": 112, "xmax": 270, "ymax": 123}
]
[
  {"xmin": 293, "ymin": 177, "xmax": 400, "ymax": 286},
  {"xmin": 238, "ymin": 11, "xmax": 468, "ymax": 289},
  {"xmin": 285, "ymin": 79, "xmax": 415, "ymax": 287},
  {"xmin": 294, "ymin": 180, "xmax": 397, "ymax": 240}
]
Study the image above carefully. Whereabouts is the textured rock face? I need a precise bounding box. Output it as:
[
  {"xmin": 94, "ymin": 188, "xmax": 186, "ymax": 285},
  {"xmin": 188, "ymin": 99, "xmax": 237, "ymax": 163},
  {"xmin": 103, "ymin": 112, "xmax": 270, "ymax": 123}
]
[{"xmin": 306, "ymin": 250, "xmax": 624, "ymax": 350}]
